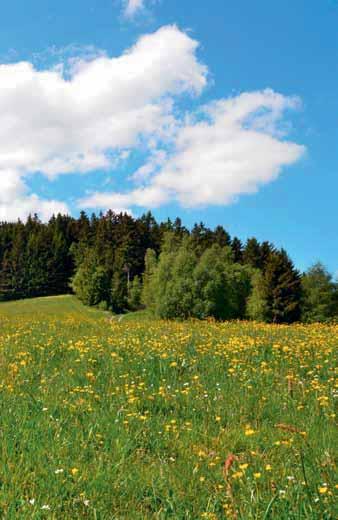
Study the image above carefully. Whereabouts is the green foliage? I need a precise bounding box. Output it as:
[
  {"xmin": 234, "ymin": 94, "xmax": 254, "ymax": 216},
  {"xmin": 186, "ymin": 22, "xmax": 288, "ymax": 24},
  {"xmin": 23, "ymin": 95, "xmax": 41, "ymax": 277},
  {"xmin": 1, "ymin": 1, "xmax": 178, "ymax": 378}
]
[
  {"xmin": 231, "ymin": 236, "xmax": 243, "ymax": 263},
  {"xmin": 148, "ymin": 240, "xmax": 252, "ymax": 320},
  {"xmin": 246, "ymin": 252, "xmax": 303, "ymax": 324},
  {"xmin": 128, "ymin": 275, "xmax": 142, "ymax": 310},
  {"xmin": 0, "ymin": 210, "xmax": 334, "ymax": 324},
  {"xmin": 157, "ymin": 238, "xmax": 197, "ymax": 319},
  {"xmin": 301, "ymin": 262, "xmax": 338, "ymax": 322},
  {"xmin": 141, "ymin": 248, "xmax": 158, "ymax": 308},
  {"xmin": 247, "ymin": 270, "xmax": 268, "ymax": 321},
  {"xmin": 262, "ymin": 250, "xmax": 302, "ymax": 324},
  {"xmin": 71, "ymin": 253, "xmax": 110, "ymax": 307},
  {"xmin": 111, "ymin": 270, "xmax": 128, "ymax": 313},
  {"xmin": 243, "ymin": 237, "xmax": 262, "ymax": 269},
  {"xmin": 192, "ymin": 245, "xmax": 230, "ymax": 319},
  {"xmin": 194, "ymin": 246, "xmax": 252, "ymax": 320}
]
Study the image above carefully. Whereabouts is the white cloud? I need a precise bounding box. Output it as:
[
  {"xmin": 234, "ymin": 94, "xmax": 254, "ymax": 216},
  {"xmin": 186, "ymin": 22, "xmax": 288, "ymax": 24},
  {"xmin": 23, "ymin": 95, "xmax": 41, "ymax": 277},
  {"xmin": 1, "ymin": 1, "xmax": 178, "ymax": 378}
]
[
  {"xmin": 123, "ymin": 0, "xmax": 145, "ymax": 18},
  {"xmin": 0, "ymin": 25, "xmax": 207, "ymax": 220},
  {"xmin": 80, "ymin": 89, "xmax": 305, "ymax": 210},
  {"xmin": 0, "ymin": 25, "xmax": 305, "ymax": 221},
  {"xmin": 0, "ymin": 170, "xmax": 69, "ymax": 221},
  {"xmin": 122, "ymin": 0, "xmax": 158, "ymax": 19}
]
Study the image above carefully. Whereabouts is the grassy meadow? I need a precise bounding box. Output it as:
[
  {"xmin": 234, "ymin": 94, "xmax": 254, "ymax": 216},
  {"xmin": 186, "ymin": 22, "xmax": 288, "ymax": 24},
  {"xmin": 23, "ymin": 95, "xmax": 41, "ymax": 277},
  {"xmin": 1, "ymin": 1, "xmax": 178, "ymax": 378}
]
[{"xmin": 0, "ymin": 295, "xmax": 336, "ymax": 519}]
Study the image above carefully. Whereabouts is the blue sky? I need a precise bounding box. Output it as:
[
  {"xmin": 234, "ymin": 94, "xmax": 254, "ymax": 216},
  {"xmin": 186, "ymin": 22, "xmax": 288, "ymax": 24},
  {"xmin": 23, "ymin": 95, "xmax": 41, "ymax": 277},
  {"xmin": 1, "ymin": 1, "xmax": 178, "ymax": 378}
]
[{"xmin": 0, "ymin": 0, "xmax": 337, "ymax": 275}]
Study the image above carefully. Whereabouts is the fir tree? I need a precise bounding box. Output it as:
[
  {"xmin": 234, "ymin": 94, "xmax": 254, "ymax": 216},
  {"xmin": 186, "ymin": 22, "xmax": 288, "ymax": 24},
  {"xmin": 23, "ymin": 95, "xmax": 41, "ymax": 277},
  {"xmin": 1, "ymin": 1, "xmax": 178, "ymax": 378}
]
[
  {"xmin": 231, "ymin": 237, "xmax": 243, "ymax": 263},
  {"xmin": 243, "ymin": 238, "xmax": 262, "ymax": 269},
  {"xmin": 263, "ymin": 250, "xmax": 302, "ymax": 323}
]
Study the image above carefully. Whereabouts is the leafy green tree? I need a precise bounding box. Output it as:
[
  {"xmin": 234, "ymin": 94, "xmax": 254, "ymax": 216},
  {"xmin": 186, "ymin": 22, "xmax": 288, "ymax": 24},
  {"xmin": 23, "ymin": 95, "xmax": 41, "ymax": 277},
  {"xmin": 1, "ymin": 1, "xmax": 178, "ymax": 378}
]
[
  {"xmin": 164, "ymin": 240, "xmax": 197, "ymax": 319},
  {"xmin": 152, "ymin": 238, "xmax": 196, "ymax": 319},
  {"xmin": 301, "ymin": 262, "xmax": 337, "ymax": 322},
  {"xmin": 193, "ymin": 245, "xmax": 251, "ymax": 320},
  {"xmin": 141, "ymin": 248, "xmax": 157, "ymax": 308},
  {"xmin": 71, "ymin": 252, "xmax": 109, "ymax": 306},
  {"xmin": 192, "ymin": 245, "xmax": 233, "ymax": 319},
  {"xmin": 128, "ymin": 275, "xmax": 142, "ymax": 310},
  {"xmin": 247, "ymin": 270, "xmax": 268, "ymax": 321}
]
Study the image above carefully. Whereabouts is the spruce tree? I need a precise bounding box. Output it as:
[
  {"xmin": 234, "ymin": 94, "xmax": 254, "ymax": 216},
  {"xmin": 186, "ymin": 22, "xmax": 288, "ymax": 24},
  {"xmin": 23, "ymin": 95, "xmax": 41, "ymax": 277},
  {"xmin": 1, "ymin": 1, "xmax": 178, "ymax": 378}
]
[
  {"xmin": 243, "ymin": 238, "xmax": 262, "ymax": 269},
  {"xmin": 231, "ymin": 237, "xmax": 243, "ymax": 263},
  {"xmin": 263, "ymin": 250, "xmax": 302, "ymax": 323},
  {"xmin": 0, "ymin": 250, "xmax": 13, "ymax": 301}
]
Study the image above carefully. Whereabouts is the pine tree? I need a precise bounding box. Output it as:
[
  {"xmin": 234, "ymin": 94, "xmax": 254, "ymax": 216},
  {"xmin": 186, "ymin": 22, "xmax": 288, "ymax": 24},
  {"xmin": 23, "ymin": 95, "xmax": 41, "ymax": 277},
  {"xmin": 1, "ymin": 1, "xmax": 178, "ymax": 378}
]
[
  {"xmin": 190, "ymin": 223, "xmax": 214, "ymax": 256},
  {"xmin": 0, "ymin": 250, "xmax": 13, "ymax": 301},
  {"xmin": 263, "ymin": 250, "xmax": 302, "ymax": 323},
  {"xmin": 243, "ymin": 238, "xmax": 262, "ymax": 269},
  {"xmin": 231, "ymin": 237, "xmax": 243, "ymax": 263},
  {"xmin": 213, "ymin": 225, "xmax": 231, "ymax": 248},
  {"xmin": 260, "ymin": 241, "xmax": 275, "ymax": 271}
]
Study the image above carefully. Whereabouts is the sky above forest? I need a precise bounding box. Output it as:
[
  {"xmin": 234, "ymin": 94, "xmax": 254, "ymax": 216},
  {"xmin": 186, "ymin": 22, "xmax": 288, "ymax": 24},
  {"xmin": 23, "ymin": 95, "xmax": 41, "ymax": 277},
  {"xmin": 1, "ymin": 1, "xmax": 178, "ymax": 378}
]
[{"xmin": 0, "ymin": 0, "xmax": 337, "ymax": 275}]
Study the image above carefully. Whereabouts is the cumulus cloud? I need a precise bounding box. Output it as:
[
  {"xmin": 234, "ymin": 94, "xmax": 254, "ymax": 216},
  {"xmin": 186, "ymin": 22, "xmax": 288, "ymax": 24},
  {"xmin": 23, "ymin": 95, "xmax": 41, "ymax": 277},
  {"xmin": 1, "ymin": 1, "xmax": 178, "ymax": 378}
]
[
  {"xmin": 0, "ymin": 25, "xmax": 305, "ymax": 221},
  {"xmin": 0, "ymin": 25, "xmax": 207, "ymax": 220},
  {"xmin": 80, "ymin": 89, "xmax": 305, "ymax": 210}
]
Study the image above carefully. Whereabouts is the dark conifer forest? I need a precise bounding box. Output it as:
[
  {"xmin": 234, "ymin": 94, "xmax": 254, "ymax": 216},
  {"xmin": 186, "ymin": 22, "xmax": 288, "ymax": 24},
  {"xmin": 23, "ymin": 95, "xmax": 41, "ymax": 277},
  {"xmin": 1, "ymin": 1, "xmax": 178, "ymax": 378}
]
[{"xmin": 0, "ymin": 210, "xmax": 337, "ymax": 323}]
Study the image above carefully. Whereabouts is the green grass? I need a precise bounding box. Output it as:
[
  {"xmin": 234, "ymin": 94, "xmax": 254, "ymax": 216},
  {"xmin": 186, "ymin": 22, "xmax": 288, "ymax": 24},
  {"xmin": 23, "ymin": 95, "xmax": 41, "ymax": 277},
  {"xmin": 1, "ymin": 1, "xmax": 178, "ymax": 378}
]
[
  {"xmin": 0, "ymin": 295, "xmax": 336, "ymax": 519},
  {"xmin": 0, "ymin": 294, "xmax": 107, "ymax": 320}
]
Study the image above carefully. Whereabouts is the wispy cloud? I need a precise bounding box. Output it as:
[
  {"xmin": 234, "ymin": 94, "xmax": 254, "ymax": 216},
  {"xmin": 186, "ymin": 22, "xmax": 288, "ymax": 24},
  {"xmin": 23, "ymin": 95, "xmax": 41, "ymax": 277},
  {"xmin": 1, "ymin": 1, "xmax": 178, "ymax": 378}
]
[
  {"xmin": 124, "ymin": 0, "xmax": 145, "ymax": 18},
  {"xmin": 122, "ymin": 0, "xmax": 159, "ymax": 19}
]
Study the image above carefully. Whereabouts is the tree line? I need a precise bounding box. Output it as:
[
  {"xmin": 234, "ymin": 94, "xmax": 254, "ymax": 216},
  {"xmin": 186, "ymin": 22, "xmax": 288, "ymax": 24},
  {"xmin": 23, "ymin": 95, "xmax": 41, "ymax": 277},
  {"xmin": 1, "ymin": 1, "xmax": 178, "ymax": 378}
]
[{"xmin": 0, "ymin": 211, "xmax": 336, "ymax": 323}]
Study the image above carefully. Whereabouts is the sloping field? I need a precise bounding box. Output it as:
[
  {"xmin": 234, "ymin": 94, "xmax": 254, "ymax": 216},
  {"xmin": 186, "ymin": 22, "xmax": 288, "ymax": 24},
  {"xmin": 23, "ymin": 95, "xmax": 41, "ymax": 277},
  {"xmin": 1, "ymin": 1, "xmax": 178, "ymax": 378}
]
[{"xmin": 0, "ymin": 296, "xmax": 336, "ymax": 519}]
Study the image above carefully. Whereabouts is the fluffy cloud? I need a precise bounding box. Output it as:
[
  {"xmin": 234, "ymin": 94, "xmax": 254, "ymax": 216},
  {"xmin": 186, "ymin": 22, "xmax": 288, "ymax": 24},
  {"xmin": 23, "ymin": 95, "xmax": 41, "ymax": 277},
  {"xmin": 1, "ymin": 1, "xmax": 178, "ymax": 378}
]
[
  {"xmin": 80, "ymin": 89, "xmax": 305, "ymax": 210},
  {"xmin": 0, "ymin": 25, "xmax": 305, "ymax": 221},
  {"xmin": 0, "ymin": 26, "xmax": 207, "ymax": 220},
  {"xmin": 0, "ymin": 170, "xmax": 68, "ymax": 221}
]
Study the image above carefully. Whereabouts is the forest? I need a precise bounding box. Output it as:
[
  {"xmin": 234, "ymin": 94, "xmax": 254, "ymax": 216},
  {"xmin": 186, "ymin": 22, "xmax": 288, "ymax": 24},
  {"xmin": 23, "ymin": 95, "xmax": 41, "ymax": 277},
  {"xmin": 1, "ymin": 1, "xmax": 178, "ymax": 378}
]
[{"xmin": 0, "ymin": 210, "xmax": 337, "ymax": 323}]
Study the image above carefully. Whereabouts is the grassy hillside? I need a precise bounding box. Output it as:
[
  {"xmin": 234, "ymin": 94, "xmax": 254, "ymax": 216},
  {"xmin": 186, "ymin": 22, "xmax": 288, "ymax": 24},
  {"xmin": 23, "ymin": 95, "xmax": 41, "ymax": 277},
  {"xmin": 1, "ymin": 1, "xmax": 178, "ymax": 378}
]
[
  {"xmin": 0, "ymin": 294, "xmax": 106, "ymax": 320},
  {"xmin": 0, "ymin": 296, "xmax": 336, "ymax": 519}
]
